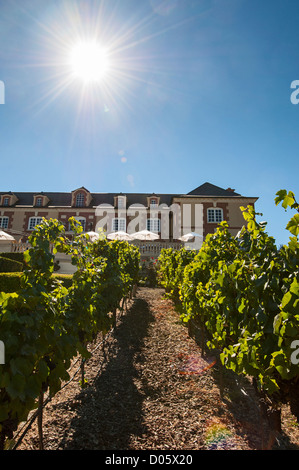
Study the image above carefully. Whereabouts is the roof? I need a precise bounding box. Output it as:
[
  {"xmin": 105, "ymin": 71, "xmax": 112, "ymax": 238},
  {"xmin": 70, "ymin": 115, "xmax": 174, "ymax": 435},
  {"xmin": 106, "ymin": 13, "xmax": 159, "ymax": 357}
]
[
  {"xmin": 0, "ymin": 191, "xmax": 178, "ymax": 207},
  {"xmin": 187, "ymin": 182, "xmax": 241, "ymax": 197},
  {"xmin": 0, "ymin": 182, "xmax": 254, "ymax": 208}
]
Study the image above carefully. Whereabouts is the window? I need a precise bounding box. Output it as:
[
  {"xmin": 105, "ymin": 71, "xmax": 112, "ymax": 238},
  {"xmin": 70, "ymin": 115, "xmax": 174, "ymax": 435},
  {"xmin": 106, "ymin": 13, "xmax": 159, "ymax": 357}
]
[
  {"xmin": 147, "ymin": 218, "xmax": 160, "ymax": 232},
  {"xmin": 0, "ymin": 216, "xmax": 9, "ymax": 229},
  {"xmin": 68, "ymin": 217, "xmax": 86, "ymax": 232},
  {"xmin": 112, "ymin": 218, "xmax": 126, "ymax": 232},
  {"xmin": 28, "ymin": 217, "xmax": 43, "ymax": 230},
  {"xmin": 150, "ymin": 198, "xmax": 158, "ymax": 208},
  {"xmin": 3, "ymin": 197, "xmax": 9, "ymax": 207},
  {"xmin": 207, "ymin": 208, "xmax": 223, "ymax": 223},
  {"xmin": 117, "ymin": 197, "xmax": 126, "ymax": 209},
  {"xmin": 75, "ymin": 193, "xmax": 85, "ymax": 207},
  {"xmin": 36, "ymin": 197, "xmax": 43, "ymax": 207}
]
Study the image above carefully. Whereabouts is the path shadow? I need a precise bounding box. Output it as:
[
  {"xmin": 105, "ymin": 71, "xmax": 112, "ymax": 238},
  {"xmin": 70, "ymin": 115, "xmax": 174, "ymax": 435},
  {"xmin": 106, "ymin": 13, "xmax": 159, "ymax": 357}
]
[
  {"xmin": 188, "ymin": 318, "xmax": 299, "ymax": 450},
  {"xmin": 210, "ymin": 361, "xmax": 299, "ymax": 450},
  {"xmin": 60, "ymin": 296, "xmax": 155, "ymax": 450}
]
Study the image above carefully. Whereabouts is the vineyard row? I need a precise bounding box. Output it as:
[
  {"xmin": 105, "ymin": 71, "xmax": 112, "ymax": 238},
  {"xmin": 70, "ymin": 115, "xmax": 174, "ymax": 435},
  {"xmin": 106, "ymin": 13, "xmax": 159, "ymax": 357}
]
[
  {"xmin": 157, "ymin": 189, "xmax": 299, "ymax": 433},
  {"xmin": 0, "ymin": 217, "xmax": 140, "ymax": 450}
]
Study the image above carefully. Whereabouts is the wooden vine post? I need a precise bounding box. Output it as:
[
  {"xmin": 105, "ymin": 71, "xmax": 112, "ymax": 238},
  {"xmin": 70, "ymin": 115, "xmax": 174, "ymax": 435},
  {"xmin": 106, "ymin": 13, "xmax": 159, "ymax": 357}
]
[
  {"xmin": 38, "ymin": 391, "xmax": 44, "ymax": 450},
  {"xmin": 81, "ymin": 357, "xmax": 86, "ymax": 389}
]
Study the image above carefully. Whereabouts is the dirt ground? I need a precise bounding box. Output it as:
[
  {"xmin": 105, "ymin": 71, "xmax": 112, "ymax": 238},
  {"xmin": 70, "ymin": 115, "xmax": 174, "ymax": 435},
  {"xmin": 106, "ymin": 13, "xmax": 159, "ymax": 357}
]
[{"xmin": 15, "ymin": 287, "xmax": 299, "ymax": 451}]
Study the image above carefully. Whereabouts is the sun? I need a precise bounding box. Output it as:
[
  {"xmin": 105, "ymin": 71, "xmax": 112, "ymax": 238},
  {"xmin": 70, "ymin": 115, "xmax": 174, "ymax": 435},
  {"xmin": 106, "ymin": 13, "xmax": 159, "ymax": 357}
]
[{"xmin": 69, "ymin": 41, "xmax": 110, "ymax": 83}]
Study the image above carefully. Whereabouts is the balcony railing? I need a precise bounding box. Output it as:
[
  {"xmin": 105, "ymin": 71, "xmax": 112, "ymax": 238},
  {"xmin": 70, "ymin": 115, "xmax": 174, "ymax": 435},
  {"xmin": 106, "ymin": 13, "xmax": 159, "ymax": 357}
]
[
  {"xmin": 132, "ymin": 240, "xmax": 183, "ymax": 256},
  {"xmin": 4, "ymin": 239, "xmax": 184, "ymax": 259},
  {"xmin": 11, "ymin": 242, "xmax": 29, "ymax": 252}
]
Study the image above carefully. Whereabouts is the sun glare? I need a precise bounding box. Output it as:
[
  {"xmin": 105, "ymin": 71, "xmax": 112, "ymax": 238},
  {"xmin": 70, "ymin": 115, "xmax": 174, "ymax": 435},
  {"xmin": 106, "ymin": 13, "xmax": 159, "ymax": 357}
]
[
  {"xmin": 32, "ymin": 2, "xmax": 189, "ymax": 117},
  {"xmin": 69, "ymin": 41, "xmax": 110, "ymax": 83}
]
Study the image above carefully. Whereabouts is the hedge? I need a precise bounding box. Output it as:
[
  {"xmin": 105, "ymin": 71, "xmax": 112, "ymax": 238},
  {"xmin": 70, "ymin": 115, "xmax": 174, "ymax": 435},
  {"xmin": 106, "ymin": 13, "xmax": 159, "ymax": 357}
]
[
  {"xmin": 0, "ymin": 252, "xmax": 25, "ymax": 263},
  {"xmin": 0, "ymin": 256, "xmax": 23, "ymax": 273},
  {"xmin": 0, "ymin": 273, "xmax": 23, "ymax": 293},
  {"xmin": 0, "ymin": 252, "xmax": 61, "ymax": 271},
  {"xmin": 0, "ymin": 273, "xmax": 73, "ymax": 293},
  {"xmin": 53, "ymin": 273, "xmax": 73, "ymax": 288}
]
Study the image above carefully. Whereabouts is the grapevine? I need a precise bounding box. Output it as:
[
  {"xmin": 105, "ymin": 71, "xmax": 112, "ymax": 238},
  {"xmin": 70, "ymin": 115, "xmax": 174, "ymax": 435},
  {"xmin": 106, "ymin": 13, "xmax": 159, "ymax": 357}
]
[
  {"xmin": 157, "ymin": 190, "xmax": 299, "ymax": 432},
  {"xmin": 0, "ymin": 217, "xmax": 140, "ymax": 449}
]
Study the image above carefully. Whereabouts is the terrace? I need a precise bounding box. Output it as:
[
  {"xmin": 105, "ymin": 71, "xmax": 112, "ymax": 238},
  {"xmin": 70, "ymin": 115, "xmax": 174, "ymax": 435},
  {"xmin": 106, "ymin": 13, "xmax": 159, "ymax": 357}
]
[{"xmin": 133, "ymin": 240, "xmax": 183, "ymax": 258}]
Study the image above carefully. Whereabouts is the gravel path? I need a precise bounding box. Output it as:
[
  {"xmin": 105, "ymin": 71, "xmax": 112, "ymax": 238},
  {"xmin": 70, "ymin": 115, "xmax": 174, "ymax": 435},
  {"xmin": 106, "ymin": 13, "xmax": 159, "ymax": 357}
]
[{"xmin": 16, "ymin": 288, "xmax": 299, "ymax": 451}]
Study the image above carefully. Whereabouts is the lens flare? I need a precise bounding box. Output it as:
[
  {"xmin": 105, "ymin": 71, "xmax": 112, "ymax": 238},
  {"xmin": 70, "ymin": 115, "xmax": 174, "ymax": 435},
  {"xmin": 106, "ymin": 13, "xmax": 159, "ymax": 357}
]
[
  {"xmin": 205, "ymin": 419, "xmax": 234, "ymax": 450},
  {"xmin": 178, "ymin": 353, "xmax": 216, "ymax": 375}
]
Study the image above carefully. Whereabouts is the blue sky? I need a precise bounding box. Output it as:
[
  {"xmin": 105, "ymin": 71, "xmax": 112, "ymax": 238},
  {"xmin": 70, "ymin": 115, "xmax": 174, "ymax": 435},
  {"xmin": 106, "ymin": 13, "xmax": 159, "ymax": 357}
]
[{"xmin": 0, "ymin": 0, "xmax": 298, "ymax": 246}]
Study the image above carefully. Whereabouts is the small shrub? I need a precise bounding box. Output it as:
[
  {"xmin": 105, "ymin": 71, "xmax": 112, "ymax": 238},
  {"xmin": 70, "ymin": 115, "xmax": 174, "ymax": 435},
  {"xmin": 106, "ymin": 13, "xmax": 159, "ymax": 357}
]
[
  {"xmin": 0, "ymin": 256, "xmax": 23, "ymax": 273},
  {"xmin": 0, "ymin": 272, "xmax": 73, "ymax": 292},
  {"xmin": 52, "ymin": 273, "xmax": 73, "ymax": 288},
  {"xmin": 0, "ymin": 252, "xmax": 25, "ymax": 263},
  {"xmin": 0, "ymin": 272, "xmax": 22, "ymax": 292}
]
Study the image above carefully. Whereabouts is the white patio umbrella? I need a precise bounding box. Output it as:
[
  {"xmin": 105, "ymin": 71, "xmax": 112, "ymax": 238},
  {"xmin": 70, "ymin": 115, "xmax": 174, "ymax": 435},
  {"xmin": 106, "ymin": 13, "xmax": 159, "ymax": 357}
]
[
  {"xmin": 178, "ymin": 232, "xmax": 203, "ymax": 242},
  {"xmin": 131, "ymin": 229, "xmax": 159, "ymax": 241},
  {"xmin": 84, "ymin": 231, "xmax": 101, "ymax": 242},
  {"xmin": 0, "ymin": 230, "xmax": 15, "ymax": 241},
  {"xmin": 107, "ymin": 231, "xmax": 133, "ymax": 241}
]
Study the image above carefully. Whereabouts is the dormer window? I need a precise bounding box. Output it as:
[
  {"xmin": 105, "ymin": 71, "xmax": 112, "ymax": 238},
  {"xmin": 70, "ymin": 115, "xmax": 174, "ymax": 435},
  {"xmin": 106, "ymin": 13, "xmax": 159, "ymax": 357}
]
[
  {"xmin": 33, "ymin": 194, "xmax": 49, "ymax": 208},
  {"xmin": 71, "ymin": 187, "xmax": 91, "ymax": 208},
  {"xmin": 117, "ymin": 196, "xmax": 126, "ymax": 209},
  {"xmin": 75, "ymin": 193, "xmax": 85, "ymax": 207},
  {"xmin": 1, "ymin": 193, "xmax": 18, "ymax": 207},
  {"xmin": 148, "ymin": 195, "xmax": 159, "ymax": 208}
]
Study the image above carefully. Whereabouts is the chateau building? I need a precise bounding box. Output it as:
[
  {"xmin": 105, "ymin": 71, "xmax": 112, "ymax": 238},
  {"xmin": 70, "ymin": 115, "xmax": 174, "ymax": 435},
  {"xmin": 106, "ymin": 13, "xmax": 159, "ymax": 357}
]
[
  {"xmin": 0, "ymin": 182, "xmax": 258, "ymax": 270},
  {"xmin": 0, "ymin": 181, "xmax": 257, "ymax": 241}
]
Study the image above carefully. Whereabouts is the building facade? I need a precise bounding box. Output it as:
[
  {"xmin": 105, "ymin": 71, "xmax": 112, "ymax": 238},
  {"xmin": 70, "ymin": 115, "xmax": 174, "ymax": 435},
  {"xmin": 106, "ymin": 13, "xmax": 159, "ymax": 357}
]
[{"xmin": 0, "ymin": 182, "xmax": 258, "ymax": 266}]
